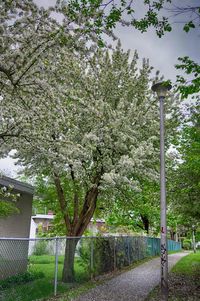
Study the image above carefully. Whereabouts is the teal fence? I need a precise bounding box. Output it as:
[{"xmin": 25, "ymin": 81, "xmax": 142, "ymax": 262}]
[
  {"xmin": 167, "ymin": 239, "xmax": 182, "ymax": 252},
  {"xmin": 147, "ymin": 237, "xmax": 160, "ymax": 256},
  {"xmin": 147, "ymin": 237, "xmax": 181, "ymax": 256}
]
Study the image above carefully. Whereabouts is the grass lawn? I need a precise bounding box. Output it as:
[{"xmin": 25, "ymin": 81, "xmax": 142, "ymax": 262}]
[
  {"xmin": 0, "ymin": 255, "xmax": 90, "ymax": 301},
  {"xmin": 171, "ymin": 251, "xmax": 200, "ymax": 274},
  {"xmin": 29, "ymin": 255, "xmax": 90, "ymax": 282},
  {"xmin": 146, "ymin": 251, "xmax": 200, "ymax": 301}
]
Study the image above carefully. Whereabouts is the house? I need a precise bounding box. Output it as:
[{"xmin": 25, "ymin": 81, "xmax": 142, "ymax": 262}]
[{"xmin": 0, "ymin": 176, "xmax": 34, "ymax": 279}]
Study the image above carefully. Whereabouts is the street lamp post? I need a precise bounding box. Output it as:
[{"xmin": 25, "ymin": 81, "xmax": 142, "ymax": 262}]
[{"xmin": 151, "ymin": 81, "xmax": 172, "ymax": 301}]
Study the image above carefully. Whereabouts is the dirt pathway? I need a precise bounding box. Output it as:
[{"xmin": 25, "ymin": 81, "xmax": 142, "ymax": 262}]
[{"xmin": 72, "ymin": 252, "xmax": 189, "ymax": 301}]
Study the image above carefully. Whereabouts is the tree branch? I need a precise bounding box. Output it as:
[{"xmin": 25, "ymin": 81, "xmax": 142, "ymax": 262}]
[
  {"xmin": 75, "ymin": 185, "xmax": 99, "ymax": 236},
  {"xmin": 74, "ymin": 171, "xmax": 102, "ymax": 236},
  {"xmin": 0, "ymin": 65, "xmax": 14, "ymax": 84},
  {"xmin": 69, "ymin": 164, "xmax": 80, "ymax": 228},
  {"xmin": 53, "ymin": 172, "xmax": 72, "ymax": 234}
]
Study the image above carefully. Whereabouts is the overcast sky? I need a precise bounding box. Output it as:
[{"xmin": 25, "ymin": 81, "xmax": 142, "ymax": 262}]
[{"xmin": 0, "ymin": 0, "xmax": 199, "ymax": 177}]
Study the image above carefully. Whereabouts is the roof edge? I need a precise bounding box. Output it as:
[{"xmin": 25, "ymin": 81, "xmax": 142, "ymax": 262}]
[{"xmin": 0, "ymin": 176, "xmax": 34, "ymax": 195}]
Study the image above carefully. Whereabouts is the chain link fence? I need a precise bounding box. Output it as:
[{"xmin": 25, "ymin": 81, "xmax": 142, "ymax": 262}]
[{"xmin": 0, "ymin": 236, "xmax": 181, "ymax": 301}]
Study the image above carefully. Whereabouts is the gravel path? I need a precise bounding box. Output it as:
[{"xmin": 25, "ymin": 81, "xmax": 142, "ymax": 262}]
[{"xmin": 72, "ymin": 252, "xmax": 189, "ymax": 301}]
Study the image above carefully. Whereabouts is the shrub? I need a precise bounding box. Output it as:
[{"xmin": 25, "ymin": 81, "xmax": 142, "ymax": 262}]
[
  {"xmin": 32, "ymin": 240, "xmax": 49, "ymax": 256},
  {"xmin": 115, "ymin": 237, "xmax": 129, "ymax": 269},
  {"xmin": 182, "ymin": 239, "xmax": 192, "ymax": 250},
  {"xmin": 196, "ymin": 244, "xmax": 200, "ymax": 250},
  {"xmin": 78, "ymin": 239, "xmax": 91, "ymax": 268},
  {"xmin": 0, "ymin": 270, "xmax": 44, "ymax": 290},
  {"xmin": 94, "ymin": 237, "xmax": 115, "ymax": 274},
  {"xmin": 78, "ymin": 237, "xmax": 115, "ymax": 276}
]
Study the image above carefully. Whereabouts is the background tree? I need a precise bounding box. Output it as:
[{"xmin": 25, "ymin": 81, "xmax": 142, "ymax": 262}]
[
  {"xmin": 106, "ymin": 179, "xmax": 160, "ymax": 235},
  {"xmin": 169, "ymin": 100, "xmax": 200, "ymax": 224}
]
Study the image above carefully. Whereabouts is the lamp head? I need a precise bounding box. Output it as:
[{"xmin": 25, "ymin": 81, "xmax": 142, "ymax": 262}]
[{"xmin": 151, "ymin": 81, "xmax": 172, "ymax": 98}]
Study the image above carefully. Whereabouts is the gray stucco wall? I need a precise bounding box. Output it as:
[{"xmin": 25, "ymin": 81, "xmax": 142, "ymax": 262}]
[
  {"xmin": 0, "ymin": 177, "xmax": 34, "ymax": 279},
  {"xmin": 0, "ymin": 192, "xmax": 33, "ymax": 238}
]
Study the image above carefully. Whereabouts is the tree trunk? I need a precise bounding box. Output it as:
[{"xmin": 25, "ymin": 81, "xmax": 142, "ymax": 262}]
[
  {"xmin": 170, "ymin": 229, "xmax": 175, "ymax": 240},
  {"xmin": 62, "ymin": 237, "xmax": 79, "ymax": 283},
  {"xmin": 141, "ymin": 215, "xmax": 149, "ymax": 234},
  {"xmin": 61, "ymin": 184, "xmax": 98, "ymax": 283},
  {"xmin": 54, "ymin": 171, "xmax": 101, "ymax": 283}
]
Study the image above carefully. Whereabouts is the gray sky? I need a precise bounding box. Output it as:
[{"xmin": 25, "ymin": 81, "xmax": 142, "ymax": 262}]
[
  {"xmin": 116, "ymin": 24, "xmax": 199, "ymax": 82},
  {"xmin": 0, "ymin": 0, "xmax": 199, "ymax": 177}
]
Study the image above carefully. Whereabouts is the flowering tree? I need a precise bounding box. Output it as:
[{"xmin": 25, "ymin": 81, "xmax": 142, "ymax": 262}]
[
  {"xmin": 0, "ymin": 1, "xmax": 60, "ymax": 153},
  {"xmin": 10, "ymin": 39, "xmax": 179, "ymax": 281},
  {"xmin": 0, "ymin": 0, "xmax": 181, "ymax": 156},
  {"xmin": 0, "ymin": 0, "xmax": 197, "ymax": 154},
  {"xmin": 0, "ymin": 0, "xmax": 97, "ymax": 156}
]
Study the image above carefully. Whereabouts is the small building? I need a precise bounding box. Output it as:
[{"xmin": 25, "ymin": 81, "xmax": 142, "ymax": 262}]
[
  {"xmin": 29, "ymin": 214, "xmax": 106, "ymax": 238},
  {"xmin": 88, "ymin": 218, "xmax": 107, "ymax": 234},
  {"xmin": 29, "ymin": 213, "xmax": 54, "ymax": 239},
  {"xmin": 28, "ymin": 213, "xmax": 55, "ymax": 255},
  {"xmin": 0, "ymin": 176, "xmax": 34, "ymax": 279}
]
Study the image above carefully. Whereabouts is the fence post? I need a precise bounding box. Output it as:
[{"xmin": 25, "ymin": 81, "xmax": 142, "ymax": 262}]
[
  {"xmin": 127, "ymin": 237, "xmax": 131, "ymax": 265},
  {"xmin": 136, "ymin": 238, "xmax": 139, "ymax": 260},
  {"xmin": 90, "ymin": 237, "xmax": 94, "ymax": 280},
  {"xmin": 54, "ymin": 236, "xmax": 59, "ymax": 296},
  {"xmin": 113, "ymin": 237, "xmax": 116, "ymax": 271}
]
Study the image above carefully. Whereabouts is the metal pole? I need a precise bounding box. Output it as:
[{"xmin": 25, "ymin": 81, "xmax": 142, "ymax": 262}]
[
  {"xmin": 54, "ymin": 236, "xmax": 59, "ymax": 296},
  {"xmin": 159, "ymin": 95, "xmax": 168, "ymax": 300}
]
